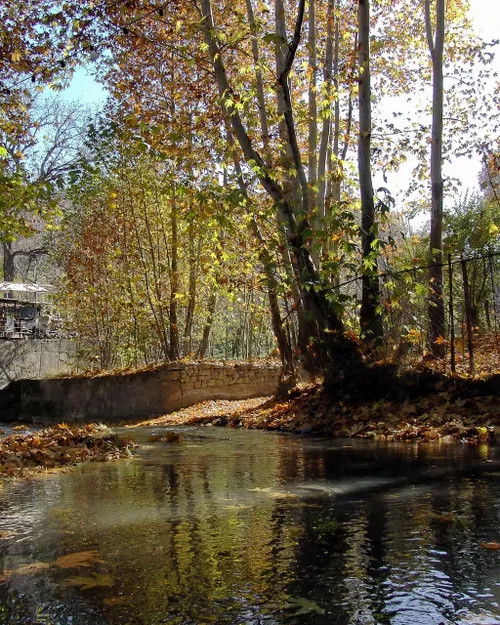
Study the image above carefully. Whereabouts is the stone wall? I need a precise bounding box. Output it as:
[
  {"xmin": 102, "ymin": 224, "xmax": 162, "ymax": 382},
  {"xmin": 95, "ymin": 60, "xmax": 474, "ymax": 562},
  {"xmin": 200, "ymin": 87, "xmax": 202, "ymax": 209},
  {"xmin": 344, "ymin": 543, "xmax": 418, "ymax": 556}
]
[
  {"xmin": 0, "ymin": 361, "xmax": 282, "ymax": 423},
  {"xmin": 0, "ymin": 339, "xmax": 77, "ymax": 389}
]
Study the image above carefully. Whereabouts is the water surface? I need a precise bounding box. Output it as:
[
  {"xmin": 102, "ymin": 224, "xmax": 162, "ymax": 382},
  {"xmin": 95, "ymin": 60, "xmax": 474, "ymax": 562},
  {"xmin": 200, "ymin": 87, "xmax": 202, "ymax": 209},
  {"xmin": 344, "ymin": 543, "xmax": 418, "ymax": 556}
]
[{"xmin": 1, "ymin": 427, "xmax": 500, "ymax": 624}]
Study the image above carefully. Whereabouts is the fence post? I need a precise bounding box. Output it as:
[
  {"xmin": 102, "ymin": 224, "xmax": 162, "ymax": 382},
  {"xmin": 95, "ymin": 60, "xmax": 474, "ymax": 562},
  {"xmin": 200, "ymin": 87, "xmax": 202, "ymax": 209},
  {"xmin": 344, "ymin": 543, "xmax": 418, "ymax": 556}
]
[
  {"xmin": 448, "ymin": 254, "xmax": 456, "ymax": 375},
  {"xmin": 461, "ymin": 255, "xmax": 474, "ymax": 374},
  {"xmin": 489, "ymin": 255, "xmax": 500, "ymax": 358}
]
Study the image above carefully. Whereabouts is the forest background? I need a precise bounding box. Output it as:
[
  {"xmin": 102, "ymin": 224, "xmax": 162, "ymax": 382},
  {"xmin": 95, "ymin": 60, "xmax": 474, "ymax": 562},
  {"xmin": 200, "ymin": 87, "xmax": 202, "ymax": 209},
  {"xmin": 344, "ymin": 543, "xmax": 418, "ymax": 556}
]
[{"xmin": 1, "ymin": 0, "xmax": 499, "ymax": 390}]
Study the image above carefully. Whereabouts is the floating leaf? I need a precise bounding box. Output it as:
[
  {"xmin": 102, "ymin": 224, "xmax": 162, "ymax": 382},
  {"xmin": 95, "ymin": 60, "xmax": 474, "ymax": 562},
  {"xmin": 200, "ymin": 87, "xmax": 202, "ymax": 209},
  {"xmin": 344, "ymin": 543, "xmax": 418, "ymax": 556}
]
[
  {"xmin": 54, "ymin": 550, "xmax": 104, "ymax": 569},
  {"xmin": 103, "ymin": 596, "xmax": 126, "ymax": 606},
  {"xmin": 281, "ymin": 596, "xmax": 325, "ymax": 618},
  {"xmin": 480, "ymin": 541, "xmax": 500, "ymax": 550},
  {"xmin": 0, "ymin": 530, "xmax": 18, "ymax": 540},
  {"xmin": 62, "ymin": 573, "xmax": 114, "ymax": 590},
  {"xmin": 222, "ymin": 504, "xmax": 252, "ymax": 511},
  {"xmin": 14, "ymin": 562, "xmax": 50, "ymax": 575}
]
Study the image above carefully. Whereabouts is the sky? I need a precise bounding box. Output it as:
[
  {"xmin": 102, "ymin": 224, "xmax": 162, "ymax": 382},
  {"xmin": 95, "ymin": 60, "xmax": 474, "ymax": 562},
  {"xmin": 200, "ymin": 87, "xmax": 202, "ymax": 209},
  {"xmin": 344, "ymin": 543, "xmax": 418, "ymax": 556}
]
[{"xmin": 59, "ymin": 0, "xmax": 499, "ymax": 208}]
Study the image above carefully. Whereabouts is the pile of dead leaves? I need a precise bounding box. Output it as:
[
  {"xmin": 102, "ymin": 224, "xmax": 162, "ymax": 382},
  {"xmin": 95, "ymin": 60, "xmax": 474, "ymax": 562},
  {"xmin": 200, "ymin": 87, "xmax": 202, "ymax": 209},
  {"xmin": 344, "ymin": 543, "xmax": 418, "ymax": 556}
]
[
  {"xmin": 128, "ymin": 397, "xmax": 270, "ymax": 428},
  {"xmin": 413, "ymin": 333, "xmax": 500, "ymax": 379},
  {"xmin": 0, "ymin": 424, "xmax": 137, "ymax": 478},
  {"xmin": 131, "ymin": 383, "xmax": 500, "ymax": 443}
]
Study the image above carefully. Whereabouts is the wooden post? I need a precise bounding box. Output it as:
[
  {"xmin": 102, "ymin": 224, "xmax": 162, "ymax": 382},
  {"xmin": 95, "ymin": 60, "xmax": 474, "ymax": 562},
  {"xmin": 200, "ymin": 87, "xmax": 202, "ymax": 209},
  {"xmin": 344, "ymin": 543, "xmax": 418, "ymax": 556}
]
[
  {"xmin": 461, "ymin": 255, "xmax": 474, "ymax": 373},
  {"xmin": 448, "ymin": 254, "xmax": 456, "ymax": 375}
]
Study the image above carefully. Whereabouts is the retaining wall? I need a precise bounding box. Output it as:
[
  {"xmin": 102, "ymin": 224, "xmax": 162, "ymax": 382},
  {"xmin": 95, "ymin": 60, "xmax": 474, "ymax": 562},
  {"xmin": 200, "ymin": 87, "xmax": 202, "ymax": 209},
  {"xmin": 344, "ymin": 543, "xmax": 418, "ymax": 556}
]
[
  {"xmin": 0, "ymin": 339, "xmax": 77, "ymax": 389},
  {"xmin": 0, "ymin": 361, "xmax": 282, "ymax": 423}
]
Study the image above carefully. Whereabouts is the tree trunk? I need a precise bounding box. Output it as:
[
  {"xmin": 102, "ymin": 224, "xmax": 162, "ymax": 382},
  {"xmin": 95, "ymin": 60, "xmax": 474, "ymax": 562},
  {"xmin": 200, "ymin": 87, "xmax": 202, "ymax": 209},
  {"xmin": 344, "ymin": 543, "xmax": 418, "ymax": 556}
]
[
  {"xmin": 331, "ymin": 0, "xmax": 341, "ymax": 207},
  {"xmin": 316, "ymin": 0, "xmax": 334, "ymax": 257},
  {"xmin": 2, "ymin": 242, "xmax": 15, "ymax": 283},
  {"xmin": 358, "ymin": 0, "xmax": 383, "ymax": 343},
  {"xmin": 183, "ymin": 222, "xmax": 197, "ymax": 357},
  {"xmin": 198, "ymin": 292, "xmax": 217, "ymax": 359},
  {"xmin": 169, "ymin": 182, "xmax": 180, "ymax": 360},
  {"xmin": 244, "ymin": 0, "xmax": 270, "ymax": 156},
  {"xmin": 198, "ymin": 0, "xmax": 366, "ymax": 387},
  {"xmin": 425, "ymin": 0, "xmax": 446, "ymax": 358},
  {"xmin": 308, "ymin": 0, "xmax": 318, "ymax": 264}
]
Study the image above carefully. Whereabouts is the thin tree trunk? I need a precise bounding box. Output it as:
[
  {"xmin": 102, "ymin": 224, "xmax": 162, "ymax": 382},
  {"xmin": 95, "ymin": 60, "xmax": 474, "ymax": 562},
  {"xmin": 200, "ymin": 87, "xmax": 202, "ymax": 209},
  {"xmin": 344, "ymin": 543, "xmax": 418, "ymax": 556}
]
[
  {"xmin": 184, "ymin": 222, "xmax": 197, "ymax": 356},
  {"xmin": 198, "ymin": 291, "xmax": 217, "ymax": 359},
  {"xmin": 183, "ymin": 119, "xmax": 197, "ymax": 357},
  {"xmin": 358, "ymin": 0, "xmax": 383, "ymax": 343},
  {"xmin": 225, "ymin": 118, "xmax": 295, "ymax": 382},
  {"xmin": 316, "ymin": 0, "xmax": 334, "ymax": 252},
  {"xmin": 169, "ymin": 182, "xmax": 180, "ymax": 360},
  {"xmin": 448, "ymin": 253, "xmax": 455, "ymax": 374},
  {"xmin": 425, "ymin": 0, "xmax": 446, "ymax": 357},
  {"xmin": 461, "ymin": 255, "xmax": 474, "ymax": 373},
  {"xmin": 244, "ymin": 0, "xmax": 270, "ymax": 155},
  {"xmin": 308, "ymin": 0, "xmax": 318, "ymax": 264},
  {"xmin": 331, "ymin": 7, "xmax": 341, "ymax": 205}
]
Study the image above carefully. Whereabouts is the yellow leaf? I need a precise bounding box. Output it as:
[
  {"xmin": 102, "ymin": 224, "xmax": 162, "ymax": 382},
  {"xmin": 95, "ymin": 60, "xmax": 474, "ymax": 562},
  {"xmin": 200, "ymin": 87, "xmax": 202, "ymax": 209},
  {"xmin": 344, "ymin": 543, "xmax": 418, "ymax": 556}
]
[
  {"xmin": 14, "ymin": 562, "xmax": 51, "ymax": 575},
  {"xmin": 54, "ymin": 550, "xmax": 104, "ymax": 569},
  {"xmin": 103, "ymin": 597, "xmax": 126, "ymax": 606},
  {"xmin": 62, "ymin": 573, "xmax": 114, "ymax": 590},
  {"xmin": 11, "ymin": 50, "xmax": 22, "ymax": 63},
  {"xmin": 480, "ymin": 541, "xmax": 500, "ymax": 550}
]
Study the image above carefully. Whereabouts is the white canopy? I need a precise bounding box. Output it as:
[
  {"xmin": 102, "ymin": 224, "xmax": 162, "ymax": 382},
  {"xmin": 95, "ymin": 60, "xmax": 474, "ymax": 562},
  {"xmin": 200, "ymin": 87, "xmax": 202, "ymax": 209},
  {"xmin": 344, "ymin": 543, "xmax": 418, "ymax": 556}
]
[{"xmin": 0, "ymin": 282, "xmax": 52, "ymax": 293}]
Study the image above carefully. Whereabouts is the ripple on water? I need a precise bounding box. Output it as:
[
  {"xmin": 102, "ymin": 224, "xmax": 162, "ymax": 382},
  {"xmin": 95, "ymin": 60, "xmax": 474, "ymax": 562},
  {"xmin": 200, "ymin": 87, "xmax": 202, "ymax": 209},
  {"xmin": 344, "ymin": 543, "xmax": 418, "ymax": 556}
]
[{"xmin": 0, "ymin": 430, "xmax": 499, "ymax": 624}]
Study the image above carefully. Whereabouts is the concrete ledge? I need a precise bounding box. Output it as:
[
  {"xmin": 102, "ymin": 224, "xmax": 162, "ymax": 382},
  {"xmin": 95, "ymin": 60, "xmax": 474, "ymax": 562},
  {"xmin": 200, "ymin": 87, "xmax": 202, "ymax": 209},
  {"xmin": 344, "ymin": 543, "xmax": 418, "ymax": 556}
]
[
  {"xmin": 0, "ymin": 339, "xmax": 78, "ymax": 389},
  {"xmin": 0, "ymin": 361, "xmax": 282, "ymax": 423}
]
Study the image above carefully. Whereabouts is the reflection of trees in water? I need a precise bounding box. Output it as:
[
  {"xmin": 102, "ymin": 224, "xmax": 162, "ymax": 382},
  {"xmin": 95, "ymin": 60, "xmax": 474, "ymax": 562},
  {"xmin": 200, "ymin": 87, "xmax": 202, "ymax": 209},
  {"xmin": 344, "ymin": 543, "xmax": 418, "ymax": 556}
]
[
  {"xmin": 36, "ymin": 441, "xmax": 307, "ymax": 623},
  {"xmin": 1, "ymin": 439, "xmax": 500, "ymax": 623}
]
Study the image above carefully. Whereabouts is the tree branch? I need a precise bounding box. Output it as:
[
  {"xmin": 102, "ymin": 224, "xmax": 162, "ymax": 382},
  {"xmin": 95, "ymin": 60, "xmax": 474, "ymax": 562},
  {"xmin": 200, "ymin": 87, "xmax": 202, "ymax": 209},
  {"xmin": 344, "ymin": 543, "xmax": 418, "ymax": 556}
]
[
  {"xmin": 424, "ymin": 0, "xmax": 435, "ymax": 59},
  {"xmin": 277, "ymin": 0, "xmax": 309, "ymax": 216}
]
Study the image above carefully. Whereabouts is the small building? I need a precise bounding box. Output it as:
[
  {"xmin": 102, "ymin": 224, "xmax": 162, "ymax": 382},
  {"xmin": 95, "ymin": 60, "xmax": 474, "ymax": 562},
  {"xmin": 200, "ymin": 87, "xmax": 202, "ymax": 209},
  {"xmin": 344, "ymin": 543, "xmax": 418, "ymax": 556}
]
[{"xmin": 0, "ymin": 283, "xmax": 52, "ymax": 339}]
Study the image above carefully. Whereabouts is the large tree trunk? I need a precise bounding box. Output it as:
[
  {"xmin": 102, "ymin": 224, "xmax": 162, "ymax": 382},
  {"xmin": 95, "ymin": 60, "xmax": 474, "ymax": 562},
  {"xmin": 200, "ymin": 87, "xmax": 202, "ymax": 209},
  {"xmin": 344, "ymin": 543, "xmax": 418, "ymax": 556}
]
[
  {"xmin": 198, "ymin": 0, "xmax": 366, "ymax": 388},
  {"xmin": 425, "ymin": 0, "xmax": 446, "ymax": 358},
  {"xmin": 2, "ymin": 242, "xmax": 15, "ymax": 282},
  {"xmin": 274, "ymin": 0, "xmax": 321, "ymax": 364},
  {"xmin": 358, "ymin": 0, "xmax": 383, "ymax": 343}
]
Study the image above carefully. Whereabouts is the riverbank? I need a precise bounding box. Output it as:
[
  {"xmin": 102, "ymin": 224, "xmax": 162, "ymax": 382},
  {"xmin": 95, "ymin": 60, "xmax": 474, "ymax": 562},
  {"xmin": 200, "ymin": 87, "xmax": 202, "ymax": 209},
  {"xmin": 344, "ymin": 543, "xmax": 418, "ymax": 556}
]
[
  {"xmin": 129, "ymin": 373, "xmax": 500, "ymax": 443},
  {"xmin": 0, "ymin": 424, "xmax": 137, "ymax": 479}
]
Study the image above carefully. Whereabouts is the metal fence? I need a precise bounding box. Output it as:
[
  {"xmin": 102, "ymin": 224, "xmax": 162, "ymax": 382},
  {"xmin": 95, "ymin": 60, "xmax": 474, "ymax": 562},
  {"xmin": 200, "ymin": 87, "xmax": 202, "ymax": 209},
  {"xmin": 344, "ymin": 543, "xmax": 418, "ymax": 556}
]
[{"xmin": 333, "ymin": 250, "xmax": 500, "ymax": 375}]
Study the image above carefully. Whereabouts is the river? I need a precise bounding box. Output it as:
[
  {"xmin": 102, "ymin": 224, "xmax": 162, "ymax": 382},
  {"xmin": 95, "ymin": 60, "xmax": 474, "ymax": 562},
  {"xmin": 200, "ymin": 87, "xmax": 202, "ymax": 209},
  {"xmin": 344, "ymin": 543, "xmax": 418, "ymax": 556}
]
[{"xmin": 0, "ymin": 426, "xmax": 500, "ymax": 624}]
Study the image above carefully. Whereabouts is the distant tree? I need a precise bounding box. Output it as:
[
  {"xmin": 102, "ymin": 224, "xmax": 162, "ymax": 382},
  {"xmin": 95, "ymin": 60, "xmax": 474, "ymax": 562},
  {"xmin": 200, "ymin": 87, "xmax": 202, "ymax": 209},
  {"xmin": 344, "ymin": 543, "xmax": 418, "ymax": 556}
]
[{"xmin": 0, "ymin": 93, "xmax": 90, "ymax": 282}]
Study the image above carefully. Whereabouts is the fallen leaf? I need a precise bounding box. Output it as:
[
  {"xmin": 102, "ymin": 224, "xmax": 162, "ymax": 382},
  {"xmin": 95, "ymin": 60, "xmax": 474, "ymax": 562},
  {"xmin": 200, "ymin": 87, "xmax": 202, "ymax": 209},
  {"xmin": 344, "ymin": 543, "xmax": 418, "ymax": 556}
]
[
  {"xmin": 103, "ymin": 596, "xmax": 126, "ymax": 606},
  {"xmin": 0, "ymin": 530, "xmax": 18, "ymax": 540},
  {"xmin": 54, "ymin": 550, "xmax": 104, "ymax": 569},
  {"xmin": 14, "ymin": 562, "xmax": 50, "ymax": 575},
  {"xmin": 281, "ymin": 596, "xmax": 325, "ymax": 618},
  {"xmin": 62, "ymin": 573, "xmax": 114, "ymax": 590},
  {"xmin": 480, "ymin": 542, "xmax": 500, "ymax": 550},
  {"xmin": 222, "ymin": 504, "xmax": 252, "ymax": 511}
]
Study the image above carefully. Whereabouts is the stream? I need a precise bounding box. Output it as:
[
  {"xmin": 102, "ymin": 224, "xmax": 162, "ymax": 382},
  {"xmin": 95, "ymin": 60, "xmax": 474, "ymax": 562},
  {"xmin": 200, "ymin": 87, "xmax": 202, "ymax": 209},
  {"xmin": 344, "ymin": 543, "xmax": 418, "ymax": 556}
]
[{"xmin": 1, "ymin": 426, "xmax": 500, "ymax": 624}]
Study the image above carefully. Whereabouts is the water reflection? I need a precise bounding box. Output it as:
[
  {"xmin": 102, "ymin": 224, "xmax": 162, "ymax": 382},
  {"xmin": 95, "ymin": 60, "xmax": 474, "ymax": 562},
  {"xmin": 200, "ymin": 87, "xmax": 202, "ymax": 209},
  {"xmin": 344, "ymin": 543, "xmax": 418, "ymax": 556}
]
[{"xmin": 0, "ymin": 430, "xmax": 500, "ymax": 624}]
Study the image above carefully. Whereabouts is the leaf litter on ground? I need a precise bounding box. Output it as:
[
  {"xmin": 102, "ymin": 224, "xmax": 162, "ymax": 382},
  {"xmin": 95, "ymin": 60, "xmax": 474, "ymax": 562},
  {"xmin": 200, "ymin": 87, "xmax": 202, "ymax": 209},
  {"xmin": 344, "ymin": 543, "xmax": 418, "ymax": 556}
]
[
  {"xmin": 0, "ymin": 423, "xmax": 138, "ymax": 479},
  {"xmin": 126, "ymin": 370, "xmax": 500, "ymax": 444}
]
